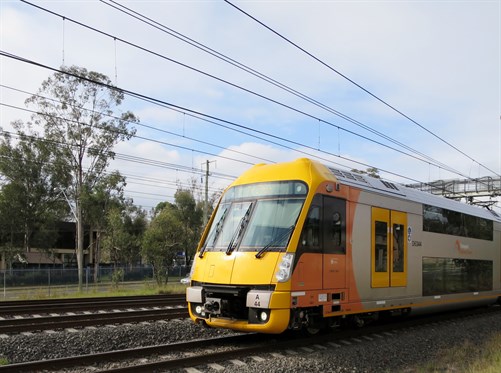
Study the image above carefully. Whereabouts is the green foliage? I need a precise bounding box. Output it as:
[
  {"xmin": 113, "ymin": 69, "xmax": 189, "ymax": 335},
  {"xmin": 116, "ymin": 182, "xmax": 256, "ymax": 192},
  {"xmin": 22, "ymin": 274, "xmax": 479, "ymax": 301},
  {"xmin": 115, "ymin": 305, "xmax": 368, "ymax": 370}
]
[
  {"xmin": 0, "ymin": 357, "xmax": 9, "ymax": 366},
  {"xmin": 143, "ymin": 189, "xmax": 202, "ymax": 286},
  {"xmin": 351, "ymin": 167, "xmax": 380, "ymax": 178},
  {"xmin": 21, "ymin": 65, "xmax": 138, "ymax": 288},
  {"xmin": 143, "ymin": 204, "xmax": 183, "ymax": 285},
  {"xmin": 0, "ymin": 124, "xmax": 68, "ymax": 262},
  {"xmin": 111, "ymin": 268, "xmax": 124, "ymax": 289},
  {"xmin": 102, "ymin": 203, "xmax": 146, "ymax": 267}
]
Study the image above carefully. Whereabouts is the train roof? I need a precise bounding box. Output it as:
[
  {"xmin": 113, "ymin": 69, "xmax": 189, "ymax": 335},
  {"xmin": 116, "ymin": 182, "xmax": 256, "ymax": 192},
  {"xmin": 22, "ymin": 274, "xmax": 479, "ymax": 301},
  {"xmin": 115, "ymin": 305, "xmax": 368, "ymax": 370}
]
[{"xmin": 327, "ymin": 167, "xmax": 501, "ymax": 222}]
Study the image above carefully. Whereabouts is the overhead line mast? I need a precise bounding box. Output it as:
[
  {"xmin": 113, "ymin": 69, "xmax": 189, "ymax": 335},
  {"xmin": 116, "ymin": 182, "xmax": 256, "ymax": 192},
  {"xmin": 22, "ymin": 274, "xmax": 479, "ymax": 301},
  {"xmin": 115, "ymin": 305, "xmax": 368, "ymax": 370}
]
[{"xmin": 407, "ymin": 177, "xmax": 501, "ymax": 209}]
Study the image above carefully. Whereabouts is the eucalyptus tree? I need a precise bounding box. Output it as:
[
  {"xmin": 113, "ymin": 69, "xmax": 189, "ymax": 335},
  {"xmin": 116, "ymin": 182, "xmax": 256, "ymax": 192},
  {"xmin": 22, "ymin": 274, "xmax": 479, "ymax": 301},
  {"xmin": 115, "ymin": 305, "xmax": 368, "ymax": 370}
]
[
  {"xmin": 82, "ymin": 171, "xmax": 126, "ymax": 281},
  {"xmin": 142, "ymin": 189, "xmax": 202, "ymax": 285},
  {"xmin": 102, "ymin": 202, "xmax": 147, "ymax": 269},
  {"xmin": 174, "ymin": 189, "xmax": 203, "ymax": 264},
  {"xmin": 0, "ymin": 184, "xmax": 25, "ymax": 268},
  {"xmin": 24, "ymin": 65, "xmax": 138, "ymax": 289},
  {"xmin": 0, "ymin": 124, "xmax": 68, "ymax": 265},
  {"xmin": 142, "ymin": 203, "xmax": 183, "ymax": 285},
  {"xmin": 351, "ymin": 167, "xmax": 380, "ymax": 178}
]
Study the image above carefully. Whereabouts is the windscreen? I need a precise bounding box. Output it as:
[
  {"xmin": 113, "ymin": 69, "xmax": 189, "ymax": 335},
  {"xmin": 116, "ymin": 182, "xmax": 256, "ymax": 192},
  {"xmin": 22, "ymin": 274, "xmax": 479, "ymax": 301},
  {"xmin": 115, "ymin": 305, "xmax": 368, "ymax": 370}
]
[{"xmin": 201, "ymin": 181, "xmax": 307, "ymax": 254}]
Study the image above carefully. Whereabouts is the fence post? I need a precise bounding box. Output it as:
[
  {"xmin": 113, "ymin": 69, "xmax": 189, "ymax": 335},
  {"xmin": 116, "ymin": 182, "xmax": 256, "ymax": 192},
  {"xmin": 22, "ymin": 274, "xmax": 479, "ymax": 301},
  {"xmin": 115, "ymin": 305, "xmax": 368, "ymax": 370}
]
[
  {"xmin": 48, "ymin": 268, "xmax": 51, "ymax": 298},
  {"xmin": 3, "ymin": 271, "xmax": 5, "ymax": 299},
  {"xmin": 85, "ymin": 266, "xmax": 89, "ymax": 292}
]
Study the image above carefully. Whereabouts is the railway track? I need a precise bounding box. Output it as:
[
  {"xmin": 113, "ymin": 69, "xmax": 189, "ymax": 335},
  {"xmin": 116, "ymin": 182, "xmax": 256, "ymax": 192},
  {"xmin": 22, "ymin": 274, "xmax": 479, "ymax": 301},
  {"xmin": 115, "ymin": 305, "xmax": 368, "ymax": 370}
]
[
  {"xmin": 0, "ymin": 294, "xmax": 185, "ymax": 315},
  {"xmin": 0, "ymin": 333, "xmax": 261, "ymax": 373},
  {"xmin": 0, "ymin": 294, "xmax": 187, "ymax": 333},
  {"xmin": 0, "ymin": 305, "xmax": 497, "ymax": 373}
]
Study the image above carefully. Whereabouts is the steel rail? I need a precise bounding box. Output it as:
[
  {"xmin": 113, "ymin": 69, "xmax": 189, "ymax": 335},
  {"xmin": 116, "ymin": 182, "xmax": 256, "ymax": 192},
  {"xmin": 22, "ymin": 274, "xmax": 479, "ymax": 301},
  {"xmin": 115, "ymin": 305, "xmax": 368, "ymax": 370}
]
[
  {"xmin": 0, "ymin": 307, "xmax": 188, "ymax": 333},
  {"xmin": 0, "ymin": 334, "xmax": 256, "ymax": 373},
  {"xmin": 0, "ymin": 294, "xmax": 185, "ymax": 316},
  {"xmin": 0, "ymin": 305, "xmax": 496, "ymax": 373}
]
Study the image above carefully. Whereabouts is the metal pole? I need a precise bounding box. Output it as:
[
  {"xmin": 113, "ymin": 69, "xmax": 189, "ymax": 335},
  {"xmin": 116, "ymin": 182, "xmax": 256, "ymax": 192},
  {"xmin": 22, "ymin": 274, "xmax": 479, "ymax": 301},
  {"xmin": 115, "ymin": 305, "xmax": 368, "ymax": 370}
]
[
  {"xmin": 86, "ymin": 266, "xmax": 89, "ymax": 292},
  {"xmin": 204, "ymin": 159, "xmax": 209, "ymax": 227}
]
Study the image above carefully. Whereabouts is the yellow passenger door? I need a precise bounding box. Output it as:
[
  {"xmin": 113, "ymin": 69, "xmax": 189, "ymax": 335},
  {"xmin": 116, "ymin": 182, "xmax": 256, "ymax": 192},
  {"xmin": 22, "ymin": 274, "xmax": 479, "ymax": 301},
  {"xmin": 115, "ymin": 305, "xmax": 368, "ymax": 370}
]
[{"xmin": 371, "ymin": 207, "xmax": 407, "ymax": 288}]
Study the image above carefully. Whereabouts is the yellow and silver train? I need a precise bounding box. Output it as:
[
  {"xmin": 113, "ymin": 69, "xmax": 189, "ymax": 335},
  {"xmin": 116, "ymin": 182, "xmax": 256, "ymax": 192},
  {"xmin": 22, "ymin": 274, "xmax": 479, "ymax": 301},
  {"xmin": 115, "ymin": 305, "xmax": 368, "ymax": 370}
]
[{"xmin": 186, "ymin": 158, "xmax": 501, "ymax": 334}]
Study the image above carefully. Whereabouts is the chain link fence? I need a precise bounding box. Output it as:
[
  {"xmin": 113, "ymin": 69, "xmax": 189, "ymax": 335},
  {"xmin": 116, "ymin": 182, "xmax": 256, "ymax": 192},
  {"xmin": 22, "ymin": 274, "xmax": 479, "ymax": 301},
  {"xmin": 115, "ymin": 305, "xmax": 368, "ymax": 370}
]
[{"xmin": 0, "ymin": 265, "xmax": 190, "ymax": 299}]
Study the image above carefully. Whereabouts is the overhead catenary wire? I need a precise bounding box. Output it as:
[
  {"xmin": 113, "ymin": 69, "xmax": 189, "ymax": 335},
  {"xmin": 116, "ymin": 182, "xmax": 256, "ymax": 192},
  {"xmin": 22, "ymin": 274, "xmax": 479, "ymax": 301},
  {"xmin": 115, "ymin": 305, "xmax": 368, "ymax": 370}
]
[
  {"xmin": 0, "ymin": 84, "xmax": 277, "ymax": 167},
  {"xmin": 0, "ymin": 131, "xmax": 226, "ymax": 204},
  {"xmin": 0, "ymin": 101, "xmax": 256, "ymax": 169},
  {"xmin": 0, "ymin": 50, "xmax": 493, "ymax": 203},
  {"xmin": 17, "ymin": 1, "xmax": 477, "ymax": 181},
  {"xmin": 3, "ymin": 1, "xmax": 496, "ymax": 211},
  {"xmin": 102, "ymin": 0, "xmax": 501, "ymax": 192},
  {"xmin": 223, "ymin": 0, "xmax": 500, "ymax": 179},
  {"xmin": 99, "ymin": 0, "xmax": 467, "ymax": 179}
]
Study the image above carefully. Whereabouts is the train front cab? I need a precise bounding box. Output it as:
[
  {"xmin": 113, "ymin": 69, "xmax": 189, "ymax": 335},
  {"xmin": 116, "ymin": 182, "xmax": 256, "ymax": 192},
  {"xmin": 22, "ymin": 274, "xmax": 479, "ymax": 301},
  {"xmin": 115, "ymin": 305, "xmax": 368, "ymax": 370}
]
[
  {"xmin": 186, "ymin": 159, "xmax": 416, "ymax": 333},
  {"xmin": 186, "ymin": 159, "xmax": 330, "ymax": 333}
]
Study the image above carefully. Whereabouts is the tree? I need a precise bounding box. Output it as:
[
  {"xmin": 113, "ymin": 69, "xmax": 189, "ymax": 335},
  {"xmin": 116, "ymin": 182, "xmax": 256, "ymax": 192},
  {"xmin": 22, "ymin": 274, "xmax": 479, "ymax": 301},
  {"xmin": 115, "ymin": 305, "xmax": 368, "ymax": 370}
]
[
  {"xmin": 174, "ymin": 189, "xmax": 203, "ymax": 264},
  {"xmin": 102, "ymin": 202, "xmax": 146, "ymax": 268},
  {"xmin": 351, "ymin": 167, "xmax": 380, "ymax": 178},
  {"xmin": 82, "ymin": 171, "xmax": 127, "ymax": 282},
  {"xmin": 0, "ymin": 124, "xmax": 68, "ymax": 266},
  {"xmin": 142, "ymin": 204, "xmax": 183, "ymax": 285},
  {"xmin": 142, "ymin": 189, "xmax": 202, "ymax": 285},
  {"xmin": 24, "ymin": 65, "xmax": 138, "ymax": 290},
  {"xmin": 0, "ymin": 185, "xmax": 24, "ymax": 269}
]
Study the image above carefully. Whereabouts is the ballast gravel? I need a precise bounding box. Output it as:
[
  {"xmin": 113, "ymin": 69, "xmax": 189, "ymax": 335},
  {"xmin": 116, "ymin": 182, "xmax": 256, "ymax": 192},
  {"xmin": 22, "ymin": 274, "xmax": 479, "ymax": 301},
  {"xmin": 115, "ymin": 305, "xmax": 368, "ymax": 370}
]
[{"xmin": 0, "ymin": 311, "xmax": 500, "ymax": 372}]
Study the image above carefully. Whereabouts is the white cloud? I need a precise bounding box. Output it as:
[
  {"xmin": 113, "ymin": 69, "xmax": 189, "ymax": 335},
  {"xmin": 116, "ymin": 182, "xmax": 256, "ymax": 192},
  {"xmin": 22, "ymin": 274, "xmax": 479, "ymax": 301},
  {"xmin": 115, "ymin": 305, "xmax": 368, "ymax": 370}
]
[{"xmin": 1, "ymin": 0, "xmax": 499, "ymax": 210}]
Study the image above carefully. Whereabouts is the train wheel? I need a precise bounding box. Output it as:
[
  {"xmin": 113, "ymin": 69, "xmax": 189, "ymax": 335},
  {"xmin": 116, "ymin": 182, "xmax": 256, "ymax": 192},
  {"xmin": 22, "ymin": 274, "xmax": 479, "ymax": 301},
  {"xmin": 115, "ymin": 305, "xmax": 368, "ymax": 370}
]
[
  {"xmin": 303, "ymin": 316, "xmax": 325, "ymax": 336},
  {"xmin": 327, "ymin": 317, "xmax": 341, "ymax": 331},
  {"xmin": 350, "ymin": 315, "xmax": 365, "ymax": 328},
  {"xmin": 304, "ymin": 325, "xmax": 321, "ymax": 335}
]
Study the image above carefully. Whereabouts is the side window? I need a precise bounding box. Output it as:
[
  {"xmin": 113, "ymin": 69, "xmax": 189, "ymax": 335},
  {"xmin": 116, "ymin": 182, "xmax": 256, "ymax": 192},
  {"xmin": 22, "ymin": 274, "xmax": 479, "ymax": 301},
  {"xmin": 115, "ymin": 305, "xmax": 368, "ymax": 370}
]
[
  {"xmin": 392, "ymin": 223, "xmax": 404, "ymax": 272},
  {"xmin": 299, "ymin": 205, "xmax": 320, "ymax": 251},
  {"xmin": 299, "ymin": 194, "xmax": 346, "ymax": 254},
  {"xmin": 299, "ymin": 194, "xmax": 321, "ymax": 252},
  {"xmin": 374, "ymin": 221, "xmax": 388, "ymax": 272},
  {"xmin": 323, "ymin": 196, "xmax": 346, "ymax": 254}
]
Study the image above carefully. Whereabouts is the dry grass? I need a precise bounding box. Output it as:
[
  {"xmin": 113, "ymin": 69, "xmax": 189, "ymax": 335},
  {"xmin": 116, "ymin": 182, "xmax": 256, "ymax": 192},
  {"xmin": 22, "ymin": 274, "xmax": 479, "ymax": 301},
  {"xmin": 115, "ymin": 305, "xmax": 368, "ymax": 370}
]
[
  {"xmin": 9, "ymin": 281, "xmax": 187, "ymax": 300},
  {"xmin": 413, "ymin": 333, "xmax": 501, "ymax": 373}
]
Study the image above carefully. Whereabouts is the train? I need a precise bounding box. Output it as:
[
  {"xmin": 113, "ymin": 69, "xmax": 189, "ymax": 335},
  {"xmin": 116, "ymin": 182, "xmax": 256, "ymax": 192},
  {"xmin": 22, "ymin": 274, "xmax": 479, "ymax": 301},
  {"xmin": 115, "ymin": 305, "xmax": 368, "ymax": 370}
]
[{"xmin": 186, "ymin": 158, "xmax": 501, "ymax": 334}]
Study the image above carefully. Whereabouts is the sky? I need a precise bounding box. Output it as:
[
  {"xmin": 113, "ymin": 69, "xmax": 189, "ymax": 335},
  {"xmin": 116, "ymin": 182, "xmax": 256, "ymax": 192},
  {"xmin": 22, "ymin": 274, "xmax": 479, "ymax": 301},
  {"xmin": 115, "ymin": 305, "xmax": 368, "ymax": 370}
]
[{"xmin": 0, "ymin": 0, "xmax": 500, "ymax": 212}]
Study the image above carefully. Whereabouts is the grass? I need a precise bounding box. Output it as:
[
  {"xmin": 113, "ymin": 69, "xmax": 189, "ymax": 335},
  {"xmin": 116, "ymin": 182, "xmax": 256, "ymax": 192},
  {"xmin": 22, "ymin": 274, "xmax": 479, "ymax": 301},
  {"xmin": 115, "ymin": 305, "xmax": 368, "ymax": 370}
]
[
  {"xmin": 0, "ymin": 357, "xmax": 8, "ymax": 366},
  {"xmin": 412, "ymin": 333, "xmax": 501, "ymax": 372},
  {"xmin": 4, "ymin": 280, "xmax": 188, "ymax": 301}
]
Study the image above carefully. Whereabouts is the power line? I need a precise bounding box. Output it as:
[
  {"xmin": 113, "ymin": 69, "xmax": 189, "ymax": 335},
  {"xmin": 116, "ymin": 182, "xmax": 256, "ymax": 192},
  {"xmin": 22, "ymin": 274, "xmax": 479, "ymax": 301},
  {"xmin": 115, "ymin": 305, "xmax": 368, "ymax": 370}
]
[
  {"xmin": 1, "ymin": 50, "xmax": 495, "ymax": 196},
  {"xmin": 223, "ymin": 0, "xmax": 500, "ymax": 179},
  {"xmin": 0, "ymin": 101, "xmax": 256, "ymax": 169},
  {"xmin": 17, "ymin": 1, "xmax": 477, "ymax": 180},
  {"xmin": 0, "ymin": 84, "xmax": 277, "ymax": 166},
  {"xmin": 98, "ymin": 0, "xmax": 478, "ymax": 179},
  {"xmin": 99, "ymin": 0, "xmax": 469, "ymax": 179},
  {"xmin": 0, "ymin": 129, "xmax": 229, "ymax": 205}
]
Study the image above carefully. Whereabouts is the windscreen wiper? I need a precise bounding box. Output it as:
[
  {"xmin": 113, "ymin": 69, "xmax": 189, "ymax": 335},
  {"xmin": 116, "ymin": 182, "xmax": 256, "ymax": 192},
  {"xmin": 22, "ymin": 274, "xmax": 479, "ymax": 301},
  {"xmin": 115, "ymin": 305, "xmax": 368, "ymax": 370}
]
[
  {"xmin": 226, "ymin": 203, "xmax": 253, "ymax": 255},
  {"xmin": 199, "ymin": 208, "xmax": 227, "ymax": 258},
  {"xmin": 255, "ymin": 225, "xmax": 295, "ymax": 259}
]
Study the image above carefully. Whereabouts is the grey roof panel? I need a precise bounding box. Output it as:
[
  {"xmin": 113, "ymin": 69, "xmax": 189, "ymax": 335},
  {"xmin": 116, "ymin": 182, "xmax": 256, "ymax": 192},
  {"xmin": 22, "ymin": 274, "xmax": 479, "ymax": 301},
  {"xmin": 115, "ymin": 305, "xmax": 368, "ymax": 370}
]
[{"xmin": 327, "ymin": 167, "xmax": 501, "ymax": 222}]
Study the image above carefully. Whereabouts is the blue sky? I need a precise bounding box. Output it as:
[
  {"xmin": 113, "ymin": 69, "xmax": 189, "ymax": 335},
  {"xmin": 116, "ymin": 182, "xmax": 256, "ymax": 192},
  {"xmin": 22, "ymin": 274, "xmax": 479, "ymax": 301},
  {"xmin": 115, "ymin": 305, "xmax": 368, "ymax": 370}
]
[{"xmin": 1, "ymin": 0, "xmax": 500, "ymax": 211}]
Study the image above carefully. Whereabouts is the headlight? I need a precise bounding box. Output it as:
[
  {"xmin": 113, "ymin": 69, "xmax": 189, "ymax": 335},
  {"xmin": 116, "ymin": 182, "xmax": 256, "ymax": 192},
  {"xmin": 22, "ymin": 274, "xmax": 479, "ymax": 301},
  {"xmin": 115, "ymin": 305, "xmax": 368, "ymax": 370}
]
[
  {"xmin": 275, "ymin": 253, "xmax": 294, "ymax": 282},
  {"xmin": 260, "ymin": 311, "xmax": 269, "ymax": 322}
]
